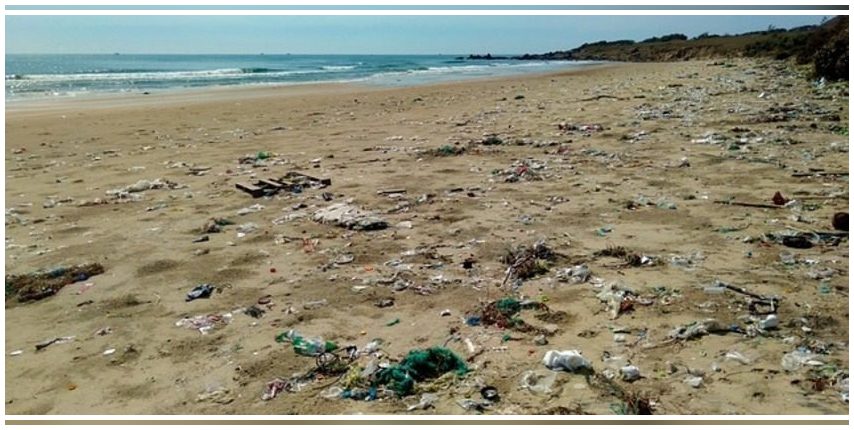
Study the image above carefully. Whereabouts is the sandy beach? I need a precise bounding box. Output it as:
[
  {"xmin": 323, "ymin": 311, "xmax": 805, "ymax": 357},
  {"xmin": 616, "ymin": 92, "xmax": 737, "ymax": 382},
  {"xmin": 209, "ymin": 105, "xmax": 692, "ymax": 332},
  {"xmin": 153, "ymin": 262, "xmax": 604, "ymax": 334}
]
[{"xmin": 5, "ymin": 60, "xmax": 849, "ymax": 415}]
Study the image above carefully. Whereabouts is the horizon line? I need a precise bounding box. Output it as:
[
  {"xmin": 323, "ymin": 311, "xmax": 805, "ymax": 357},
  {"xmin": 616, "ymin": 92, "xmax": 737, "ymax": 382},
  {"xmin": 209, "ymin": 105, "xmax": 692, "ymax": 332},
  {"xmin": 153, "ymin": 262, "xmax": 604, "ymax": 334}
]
[{"xmin": 6, "ymin": 52, "xmax": 532, "ymax": 56}]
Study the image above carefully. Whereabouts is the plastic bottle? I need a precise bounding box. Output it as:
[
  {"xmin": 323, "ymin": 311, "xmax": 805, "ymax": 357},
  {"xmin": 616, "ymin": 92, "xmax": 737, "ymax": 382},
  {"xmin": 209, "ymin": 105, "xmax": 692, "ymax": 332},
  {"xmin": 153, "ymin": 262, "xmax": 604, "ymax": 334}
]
[
  {"xmin": 292, "ymin": 335, "xmax": 337, "ymax": 357},
  {"xmin": 274, "ymin": 330, "xmax": 336, "ymax": 356},
  {"xmin": 275, "ymin": 329, "xmax": 298, "ymax": 344}
]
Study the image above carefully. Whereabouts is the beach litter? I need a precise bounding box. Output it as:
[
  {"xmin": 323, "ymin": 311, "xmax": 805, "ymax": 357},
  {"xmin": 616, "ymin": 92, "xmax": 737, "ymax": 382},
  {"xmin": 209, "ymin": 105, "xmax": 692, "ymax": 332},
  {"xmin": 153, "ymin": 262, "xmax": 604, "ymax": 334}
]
[
  {"xmin": 262, "ymin": 378, "xmax": 290, "ymax": 401},
  {"xmin": 669, "ymin": 251, "xmax": 705, "ymax": 270},
  {"xmin": 542, "ymin": 350, "xmax": 592, "ymax": 373},
  {"xmin": 313, "ymin": 203, "xmax": 388, "ymax": 231},
  {"xmin": 669, "ymin": 319, "xmax": 731, "ymax": 340},
  {"xmin": 235, "ymin": 223, "xmax": 258, "ymax": 237},
  {"xmin": 762, "ymin": 231, "xmax": 847, "ymax": 249},
  {"xmin": 781, "ymin": 348, "xmax": 825, "ymax": 371},
  {"xmin": 519, "ymin": 370, "xmax": 557, "ymax": 394},
  {"xmin": 558, "ymin": 122, "xmax": 604, "ymax": 133},
  {"xmin": 595, "ymin": 226, "xmax": 613, "ymax": 237},
  {"xmin": 106, "ymin": 178, "xmax": 180, "ymax": 198},
  {"xmin": 621, "ymin": 365, "xmax": 642, "ymax": 382},
  {"xmin": 832, "ymin": 212, "xmax": 848, "ymax": 231},
  {"xmin": 429, "ymin": 144, "xmax": 467, "ymax": 157},
  {"xmin": 243, "ymin": 305, "xmax": 265, "ymax": 319},
  {"xmin": 555, "ymin": 265, "xmax": 591, "ymax": 284},
  {"xmin": 237, "ymin": 204, "xmax": 264, "ymax": 215},
  {"xmin": 175, "ymin": 312, "xmax": 233, "ymax": 334},
  {"xmin": 35, "ymin": 336, "xmax": 75, "ymax": 352},
  {"xmin": 685, "ymin": 376, "xmax": 704, "ymax": 388},
  {"xmin": 476, "ymin": 297, "xmax": 548, "ymax": 332},
  {"xmin": 406, "ymin": 393, "xmax": 439, "ymax": 411},
  {"xmin": 480, "ymin": 135, "xmax": 504, "ymax": 145},
  {"xmin": 196, "ymin": 387, "xmax": 234, "ymax": 404},
  {"xmin": 373, "ymin": 346, "xmax": 469, "ymax": 396},
  {"xmin": 596, "ymin": 283, "xmax": 648, "ymax": 320},
  {"xmin": 498, "ymin": 159, "xmax": 549, "ymax": 182},
  {"xmin": 276, "ymin": 330, "xmax": 338, "ymax": 357},
  {"xmin": 185, "ymin": 284, "xmax": 214, "ymax": 302},
  {"xmin": 6, "ymin": 263, "xmax": 105, "ymax": 303},
  {"xmin": 236, "ymin": 172, "xmax": 330, "ymax": 198},
  {"xmin": 457, "ymin": 399, "xmax": 490, "ymax": 412},
  {"xmin": 724, "ymin": 351, "xmax": 752, "ymax": 365},
  {"xmin": 500, "ymin": 240, "xmax": 557, "ymax": 284}
]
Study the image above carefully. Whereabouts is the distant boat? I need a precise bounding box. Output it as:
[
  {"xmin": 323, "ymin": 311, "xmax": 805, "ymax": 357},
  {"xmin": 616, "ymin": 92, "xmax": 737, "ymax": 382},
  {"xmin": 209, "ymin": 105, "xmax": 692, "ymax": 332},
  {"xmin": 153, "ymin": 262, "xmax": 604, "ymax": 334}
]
[{"xmin": 113, "ymin": 52, "xmax": 120, "ymax": 56}]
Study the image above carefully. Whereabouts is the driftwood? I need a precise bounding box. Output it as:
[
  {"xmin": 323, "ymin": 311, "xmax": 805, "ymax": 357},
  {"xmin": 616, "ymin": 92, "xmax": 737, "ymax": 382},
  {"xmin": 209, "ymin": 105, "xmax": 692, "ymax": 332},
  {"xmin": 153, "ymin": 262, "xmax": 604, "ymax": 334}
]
[
  {"xmin": 377, "ymin": 189, "xmax": 407, "ymax": 195},
  {"xmin": 792, "ymin": 171, "xmax": 848, "ymax": 177},
  {"xmin": 578, "ymin": 94, "xmax": 620, "ymax": 102},
  {"xmin": 792, "ymin": 195, "xmax": 849, "ymax": 200},
  {"xmin": 714, "ymin": 200, "xmax": 781, "ymax": 209}
]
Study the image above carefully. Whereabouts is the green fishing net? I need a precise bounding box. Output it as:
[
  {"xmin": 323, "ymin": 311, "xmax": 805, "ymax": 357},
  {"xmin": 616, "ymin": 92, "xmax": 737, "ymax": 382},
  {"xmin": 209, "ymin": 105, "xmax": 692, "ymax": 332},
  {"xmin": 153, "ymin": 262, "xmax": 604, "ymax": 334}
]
[{"xmin": 374, "ymin": 347, "xmax": 468, "ymax": 396}]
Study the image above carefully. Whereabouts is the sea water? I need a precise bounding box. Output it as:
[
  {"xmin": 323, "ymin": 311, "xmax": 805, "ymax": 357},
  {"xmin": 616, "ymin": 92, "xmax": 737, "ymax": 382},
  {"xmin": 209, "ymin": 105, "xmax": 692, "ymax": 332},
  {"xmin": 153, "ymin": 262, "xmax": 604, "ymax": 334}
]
[{"xmin": 6, "ymin": 54, "xmax": 598, "ymax": 101}]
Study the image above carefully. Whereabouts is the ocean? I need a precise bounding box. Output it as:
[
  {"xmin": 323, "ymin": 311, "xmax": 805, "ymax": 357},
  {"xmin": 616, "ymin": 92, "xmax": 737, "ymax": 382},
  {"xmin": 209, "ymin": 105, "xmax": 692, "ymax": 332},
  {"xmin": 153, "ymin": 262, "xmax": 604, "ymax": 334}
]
[{"xmin": 5, "ymin": 54, "xmax": 597, "ymax": 101}]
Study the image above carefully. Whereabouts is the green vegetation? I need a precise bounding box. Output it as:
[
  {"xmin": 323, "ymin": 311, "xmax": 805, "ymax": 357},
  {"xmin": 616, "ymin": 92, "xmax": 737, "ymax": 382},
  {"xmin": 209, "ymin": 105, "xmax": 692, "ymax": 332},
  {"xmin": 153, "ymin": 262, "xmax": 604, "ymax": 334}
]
[{"xmin": 520, "ymin": 16, "xmax": 848, "ymax": 81}]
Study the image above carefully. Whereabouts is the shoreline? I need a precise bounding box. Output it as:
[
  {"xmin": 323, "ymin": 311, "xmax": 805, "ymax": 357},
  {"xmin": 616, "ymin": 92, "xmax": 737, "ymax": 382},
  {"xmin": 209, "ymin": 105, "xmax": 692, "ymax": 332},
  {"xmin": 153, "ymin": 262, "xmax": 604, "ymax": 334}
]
[{"xmin": 5, "ymin": 62, "xmax": 618, "ymax": 116}]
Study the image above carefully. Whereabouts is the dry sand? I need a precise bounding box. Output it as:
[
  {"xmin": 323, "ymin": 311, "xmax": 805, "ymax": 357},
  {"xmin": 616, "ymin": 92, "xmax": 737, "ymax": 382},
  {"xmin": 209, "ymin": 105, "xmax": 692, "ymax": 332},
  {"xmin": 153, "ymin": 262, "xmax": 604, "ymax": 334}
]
[{"xmin": 4, "ymin": 60, "xmax": 849, "ymax": 415}]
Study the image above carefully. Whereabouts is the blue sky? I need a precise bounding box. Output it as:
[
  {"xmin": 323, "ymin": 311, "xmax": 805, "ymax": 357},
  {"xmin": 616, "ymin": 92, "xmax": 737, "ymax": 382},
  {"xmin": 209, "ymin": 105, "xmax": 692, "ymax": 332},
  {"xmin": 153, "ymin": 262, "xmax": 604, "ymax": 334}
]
[{"xmin": 6, "ymin": 15, "xmax": 831, "ymax": 55}]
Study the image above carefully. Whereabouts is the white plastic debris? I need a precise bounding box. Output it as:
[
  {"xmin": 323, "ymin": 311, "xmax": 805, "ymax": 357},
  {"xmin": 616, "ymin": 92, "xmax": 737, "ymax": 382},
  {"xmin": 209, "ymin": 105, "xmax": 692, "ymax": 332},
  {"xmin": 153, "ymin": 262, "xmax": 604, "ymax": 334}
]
[
  {"xmin": 724, "ymin": 351, "xmax": 751, "ymax": 365},
  {"xmin": 596, "ymin": 284, "xmax": 626, "ymax": 319},
  {"xmin": 106, "ymin": 178, "xmax": 177, "ymax": 196},
  {"xmin": 781, "ymin": 349, "xmax": 824, "ymax": 371},
  {"xmin": 685, "ymin": 376, "xmax": 704, "ymax": 388},
  {"xmin": 620, "ymin": 365, "xmax": 641, "ymax": 382},
  {"xmin": 320, "ymin": 386, "xmax": 344, "ymax": 399},
  {"xmin": 406, "ymin": 393, "xmax": 438, "ymax": 411},
  {"xmin": 542, "ymin": 350, "xmax": 592, "ymax": 373},
  {"xmin": 313, "ymin": 203, "xmax": 388, "ymax": 231},
  {"xmin": 758, "ymin": 314, "xmax": 779, "ymax": 330},
  {"xmin": 519, "ymin": 370, "xmax": 557, "ymax": 394},
  {"xmin": 237, "ymin": 204, "xmax": 264, "ymax": 215},
  {"xmin": 236, "ymin": 223, "xmax": 258, "ymax": 237},
  {"xmin": 555, "ymin": 265, "xmax": 591, "ymax": 284}
]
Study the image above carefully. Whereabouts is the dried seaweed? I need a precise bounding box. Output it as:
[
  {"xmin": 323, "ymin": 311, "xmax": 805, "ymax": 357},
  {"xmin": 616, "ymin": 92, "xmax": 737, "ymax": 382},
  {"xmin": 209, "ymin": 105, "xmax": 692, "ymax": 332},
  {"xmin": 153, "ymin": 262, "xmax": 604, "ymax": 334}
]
[
  {"xmin": 501, "ymin": 241, "xmax": 557, "ymax": 282},
  {"xmin": 6, "ymin": 263, "xmax": 105, "ymax": 303}
]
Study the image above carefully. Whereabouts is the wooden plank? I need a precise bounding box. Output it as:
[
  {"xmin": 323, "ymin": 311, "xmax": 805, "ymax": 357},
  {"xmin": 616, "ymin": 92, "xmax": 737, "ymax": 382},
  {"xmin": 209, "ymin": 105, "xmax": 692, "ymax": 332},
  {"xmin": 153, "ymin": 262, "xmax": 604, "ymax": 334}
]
[
  {"xmin": 236, "ymin": 183, "xmax": 265, "ymax": 198},
  {"xmin": 377, "ymin": 189, "xmax": 407, "ymax": 195},
  {"xmin": 259, "ymin": 179, "xmax": 285, "ymax": 189},
  {"xmin": 281, "ymin": 172, "xmax": 332, "ymax": 187}
]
